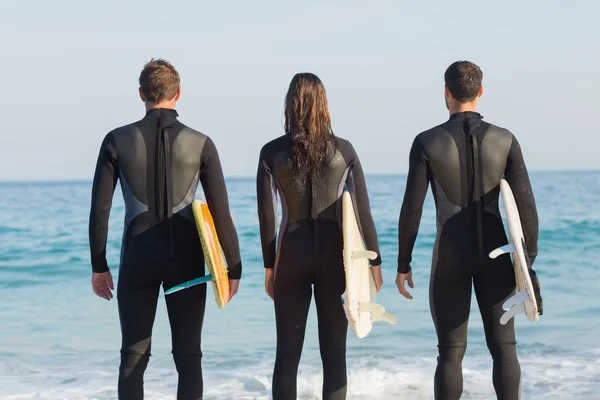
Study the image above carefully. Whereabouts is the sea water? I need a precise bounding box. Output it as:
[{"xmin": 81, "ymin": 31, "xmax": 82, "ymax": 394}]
[{"xmin": 1, "ymin": 172, "xmax": 599, "ymax": 399}]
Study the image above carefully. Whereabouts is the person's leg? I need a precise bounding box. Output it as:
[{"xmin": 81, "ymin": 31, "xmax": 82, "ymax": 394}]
[
  {"xmin": 164, "ymin": 280, "xmax": 207, "ymax": 400},
  {"xmin": 314, "ymin": 265, "xmax": 348, "ymax": 400},
  {"xmin": 162, "ymin": 226, "xmax": 208, "ymax": 400},
  {"xmin": 117, "ymin": 276, "xmax": 160, "ymax": 399},
  {"xmin": 475, "ymin": 252, "xmax": 521, "ymax": 400},
  {"xmin": 271, "ymin": 262, "xmax": 313, "ymax": 400},
  {"xmin": 429, "ymin": 239, "xmax": 474, "ymax": 400}
]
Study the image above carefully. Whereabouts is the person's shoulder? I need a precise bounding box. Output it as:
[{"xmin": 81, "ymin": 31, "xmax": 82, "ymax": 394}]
[
  {"xmin": 176, "ymin": 122, "xmax": 220, "ymax": 156},
  {"xmin": 177, "ymin": 121, "xmax": 209, "ymax": 140},
  {"xmin": 333, "ymin": 135, "xmax": 356, "ymax": 154},
  {"xmin": 106, "ymin": 120, "xmax": 139, "ymax": 139},
  {"xmin": 482, "ymin": 120, "xmax": 517, "ymax": 146},
  {"xmin": 259, "ymin": 135, "xmax": 288, "ymax": 155},
  {"xmin": 334, "ymin": 135, "xmax": 351, "ymax": 147},
  {"xmin": 334, "ymin": 136, "xmax": 367, "ymax": 167},
  {"xmin": 415, "ymin": 121, "xmax": 449, "ymax": 143},
  {"xmin": 264, "ymin": 134, "xmax": 288, "ymax": 147},
  {"xmin": 484, "ymin": 120, "xmax": 513, "ymax": 135}
]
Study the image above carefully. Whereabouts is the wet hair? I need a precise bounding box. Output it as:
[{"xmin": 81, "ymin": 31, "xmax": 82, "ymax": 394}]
[{"xmin": 284, "ymin": 73, "xmax": 336, "ymax": 184}]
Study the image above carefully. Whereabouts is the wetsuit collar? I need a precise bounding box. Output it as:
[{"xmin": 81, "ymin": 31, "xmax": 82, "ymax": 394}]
[
  {"xmin": 144, "ymin": 108, "xmax": 179, "ymax": 120},
  {"xmin": 449, "ymin": 111, "xmax": 483, "ymax": 121},
  {"xmin": 144, "ymin": 108, "xmax": 179, "ymax": 129}
]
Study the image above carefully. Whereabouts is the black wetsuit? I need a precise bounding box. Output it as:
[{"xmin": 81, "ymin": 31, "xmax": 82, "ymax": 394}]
[
  {"xmin": 89, "ymin": 108, "xmax": 241, "ymax": 400},
  {"xmin": 397, "ymin": 111, "xmax": 538, "ymax": 400},
  {"xmin": 256, "ymin": 135, "xmax": 381, "ymax": 400}
]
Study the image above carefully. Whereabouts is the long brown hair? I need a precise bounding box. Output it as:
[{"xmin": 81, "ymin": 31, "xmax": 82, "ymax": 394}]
[{"xmin": 284, "ymin": 73, "xmax": 336, "ymax": 185}]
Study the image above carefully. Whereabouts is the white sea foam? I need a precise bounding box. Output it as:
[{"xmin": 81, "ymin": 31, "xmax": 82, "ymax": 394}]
[{"xmin": 2, "ymin": 353, "xmax": 599, "ymax": 399}]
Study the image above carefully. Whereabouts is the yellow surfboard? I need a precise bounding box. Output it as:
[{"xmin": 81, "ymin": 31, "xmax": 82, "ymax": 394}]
[{"xmin": 164, "ymin": 199, "xmax": 230, "ymax": 309}]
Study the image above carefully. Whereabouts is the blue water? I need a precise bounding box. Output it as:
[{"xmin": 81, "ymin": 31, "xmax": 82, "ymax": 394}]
[{"xmin": 1, "ymin": 172, "xmax": 599, "ymax": 399}]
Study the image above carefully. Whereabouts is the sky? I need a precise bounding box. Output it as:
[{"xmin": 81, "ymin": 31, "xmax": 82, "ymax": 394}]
[{"xmin": 1, "ymin": 0, "xmax": 598, "ymax": 181}]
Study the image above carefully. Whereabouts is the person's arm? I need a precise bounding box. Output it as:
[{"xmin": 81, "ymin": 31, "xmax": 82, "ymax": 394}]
[
  {"xmin": 504, "ymin": 134, "xmax": 539, "ymax": 265},
  {"xmin": 199, "ymin": 137, "xmax": 242, "ymax": 279},
  {"xmin": 397, "ymin": 137, "xmax": 430, "ymax": 274},
  {"xmin": 89, "ymin": 133, "xmax": 119, "ymax": 274},
  {"xmin": 345, "ymin": 143, "xmax": 382, "ymax": 266},
  {"xmin": 256, "ymin": 146, "xmax": 278, "ymax": 270}
]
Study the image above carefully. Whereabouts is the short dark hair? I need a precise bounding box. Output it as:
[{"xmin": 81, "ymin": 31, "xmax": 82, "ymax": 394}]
[
  {"xmin": 138, "ymin": 58, "xmax": 180, "ymax": 104},
  {"xmin": 444, "ymin": 61, "xmax": 483, "ymax": 103}
]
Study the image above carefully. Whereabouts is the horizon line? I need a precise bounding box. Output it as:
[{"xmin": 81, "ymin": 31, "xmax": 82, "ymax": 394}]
[{"xmin": 0, "ymin": 168, "xmax": 598, "ymax": 185}]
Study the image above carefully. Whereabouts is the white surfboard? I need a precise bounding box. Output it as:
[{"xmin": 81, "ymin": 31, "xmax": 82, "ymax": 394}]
[
  {"xmin": 341, "ymin": 188, "xmax": 396, "ymax": 338},
  {"xmin": 489, "ymin": 179, "xmax": 540, "ymax": 325}
]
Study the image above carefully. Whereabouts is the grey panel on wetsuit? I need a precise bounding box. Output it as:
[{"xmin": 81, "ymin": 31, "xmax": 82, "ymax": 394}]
[
  {"xmin": 418, "ymin": 128, "xmax": 462, "ymax": 207},
  {"xmin": 273, "ymin": 176, "xmax": 288, "ymax": 278},
  {"xmin": 431, "ymin": 176, "xmax": 462, "ymax": 227},
  {"xmin": 119, "ymin": 171, "xmax": 149, "ymax": 230},
  {"xmin": 480, "ymin": 125, "xmax": 513, "ymax": 195},
  {"xmin": 429, "ymin": 232, "xmax": 441, "ymax": 328},
  {"xmin": 335, "ymin": 165, "xmax": 351, "ymax": 231},
  {"xmin": 172, "ymin": 170, "xmax": 199, "ymax": 223},
  {"xmin": 258, "ymin": 149, "xmax": 289, "ymax": 277},
  {"xmin": 112, "ymin": 125, "xmax": 149, "ymax": 205},
  {"xmin": 170, "ymin": 127, "xmax": 207, "ymax": 206},
  {"xmin": 311, "ymin": 148, "xmax": 348, "ymax": 221},
  {"xmin": 272, "ymin": 146, "xmax": 311, "ymax": 224},
  {"xmin": 345, "ymin": 166, "xmax": 373, "ymax": 242}
]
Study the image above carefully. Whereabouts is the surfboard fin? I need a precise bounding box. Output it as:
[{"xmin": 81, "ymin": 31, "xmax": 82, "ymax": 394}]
[
  {"xmin": 502, "ymin": 291, "xmax": 530, "ymax": 311},
  {"xmin": 352, "ymin": 250, "xmax": 378, "ymax": 261},
  {"xmin": 164, "ymin": 275, "xmax": 213, "ymax": 295},
  {"xmin": 371, "ymin": 311, "xmax": 397, "ymax": 325},
  {"xmin": 500, "ymin": 303, "xmax": 526, "ymax": 325},
  {"xmin": 358, "ymin": 302, "xmax": 384, "ymax": 313},
  {"xmin": 489, "ymin": 244, "xmax": 516, "ymax": 259},
  {"xmin": 358, "ymin": 302, "xmax": 397, "ymax": 325}
]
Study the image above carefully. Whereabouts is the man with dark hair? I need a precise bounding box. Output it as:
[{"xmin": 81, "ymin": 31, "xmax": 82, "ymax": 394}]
[
  {"xmin": 395, "ymin": 60, "xmax": 539, "ymax": 399},
  {"xmin": 89, "ymin": 58, "xmax": 242, "ymax": 399}
]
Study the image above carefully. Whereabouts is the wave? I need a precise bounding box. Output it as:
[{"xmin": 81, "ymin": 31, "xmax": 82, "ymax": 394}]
[{"xmin": 2, "ymin": 353, "xmax": 599, "ymax": 399}]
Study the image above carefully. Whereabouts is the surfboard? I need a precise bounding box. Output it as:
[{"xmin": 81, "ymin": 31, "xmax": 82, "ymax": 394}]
[
  {"xmin": 341, "ymin": 188, "xmax": 396, "ymax": 339},
  {"xmin": 164, "ymin": 199, "xmax": 230, "ymax": 309},
  {"xmin": 489, "ymin": 178, "xmax": 542, "ymax": 324}
]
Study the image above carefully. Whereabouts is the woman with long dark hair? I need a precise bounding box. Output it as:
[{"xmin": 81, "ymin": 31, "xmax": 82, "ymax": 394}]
[{"xmin": 256, "ymin": 73, "xmax": 383, "ymax": 399}]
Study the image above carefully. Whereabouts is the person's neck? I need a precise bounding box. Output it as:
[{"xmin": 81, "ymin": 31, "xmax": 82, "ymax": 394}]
[
  {"xmin": 145, "ymin": 101, "xmax": 176, "ymax": 111},
  {"xmin": 449, "ymin": 101, "xmax": 478, "ymax": 116}
]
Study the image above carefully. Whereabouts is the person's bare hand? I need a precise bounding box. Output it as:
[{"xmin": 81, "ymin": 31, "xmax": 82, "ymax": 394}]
[
  {"xmin": 265, "ymin": 269, "xmax": 275, "ymax": 300},
  {"xmin": 92, "ymin": 271, "xmax": 114, "ymax": 301},
  {"xmin": 396, "ymin": 272, "xmax": 414, "ymax": 300},
  {"xmin": 370, "ymin": 266, "xmax": 383, "ymax": 292},
  {"xmin": 228, "ymin": 279, "xmax": 240, "ymax": 301}
]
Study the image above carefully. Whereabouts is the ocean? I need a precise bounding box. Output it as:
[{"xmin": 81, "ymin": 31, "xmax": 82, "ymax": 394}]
[{"xmin": 1, "ymin": 172, "xmax": 599, "ymax": 399}]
